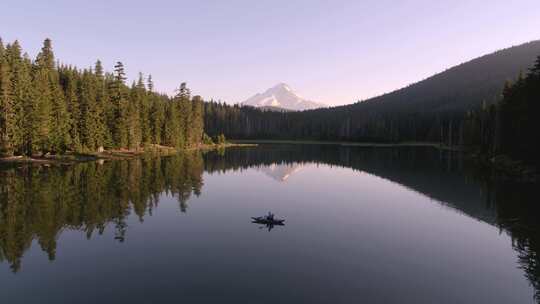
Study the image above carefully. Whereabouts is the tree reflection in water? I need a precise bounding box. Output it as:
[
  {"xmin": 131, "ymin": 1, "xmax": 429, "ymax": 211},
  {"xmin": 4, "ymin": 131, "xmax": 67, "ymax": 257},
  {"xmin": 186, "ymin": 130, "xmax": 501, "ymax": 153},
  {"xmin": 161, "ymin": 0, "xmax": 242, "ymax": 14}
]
[
  {"xmin": 0, "ymin": 145, "xmax": 538, "ymax": 302},
  {"xmin": 0, "ymin": 152, "xmax": 204, "ymax": 272}
]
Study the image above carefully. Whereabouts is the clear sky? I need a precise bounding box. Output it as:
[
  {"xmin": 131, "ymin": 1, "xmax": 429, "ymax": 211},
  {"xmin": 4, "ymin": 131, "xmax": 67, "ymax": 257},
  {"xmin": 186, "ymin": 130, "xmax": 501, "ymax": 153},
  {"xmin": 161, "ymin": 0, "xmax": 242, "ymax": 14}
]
[{"xmin": 1, "ymin": 0, "xmax": 539, "ymax": 106}]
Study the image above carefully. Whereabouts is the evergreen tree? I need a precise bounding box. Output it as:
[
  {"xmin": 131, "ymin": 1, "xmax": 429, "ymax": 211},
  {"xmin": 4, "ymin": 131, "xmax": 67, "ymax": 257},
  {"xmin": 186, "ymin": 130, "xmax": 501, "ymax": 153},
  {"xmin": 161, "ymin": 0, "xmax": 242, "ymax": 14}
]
[
  {"xmin": 147, "ymin": 74, "xmax": 154, "ymax": 93},
  {"xmin": 60, "ymin": 66, "xmax": 82, "ymax": 151},
  {"xmin": 164, "ymin": 100, "xmax": 180, "ymax": 147},
  {"xmin": 32, "ymin": 39, "xmax": 56, "ymax": 153},
  {"xmin": 94, "ymin": 60, "xmax": 109, "ymax": 150},
  {"xmin": 110, "ymin": 61, "xmax": 128, "ymax": 148},
  {"xmin": 136, "ymin": 73, "xmax": 151, "ymax": 146},
  {"xmin": 191, "ymin": 95, "xmax": 204, "ymax": 145},
  {"xmin": 4, "ymin": 42, "xmax": 28, "ymax": 155},
  {"xmin": 80, "ymin": 69, "xmax": 104, "ymax": 151},
  {"xmin": 48, "ymin": 75, "xmax": 71, "ymax": 153},
  {"xmin": 147, "ymin": 74, "xmax": 164, "ymax": 145},
  {"xmin": 149, "ymin": 93, "xmax": 165, "ymax": 145},
  {"xmin": 127, "ymin": 80, "xmax": 141, "ymax": 149},
  {"xmin": 0, "ymin": 38, "xmax": 11, "ymax": 154},
  {"xmin": 175, "ymin": 82, "xmax": 191, "ymax": 147},
  {"xmin": 18, "ymin": 54, "xmax": 35, "ymax": 155}
]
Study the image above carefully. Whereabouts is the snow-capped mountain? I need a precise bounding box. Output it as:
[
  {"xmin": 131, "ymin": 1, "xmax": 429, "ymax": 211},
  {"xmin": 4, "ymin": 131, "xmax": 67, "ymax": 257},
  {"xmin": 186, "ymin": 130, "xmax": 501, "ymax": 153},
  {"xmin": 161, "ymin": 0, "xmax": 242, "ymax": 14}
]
[{"xmin": 242, "ymin": 83, "xmax": 325, "ymax": 111}]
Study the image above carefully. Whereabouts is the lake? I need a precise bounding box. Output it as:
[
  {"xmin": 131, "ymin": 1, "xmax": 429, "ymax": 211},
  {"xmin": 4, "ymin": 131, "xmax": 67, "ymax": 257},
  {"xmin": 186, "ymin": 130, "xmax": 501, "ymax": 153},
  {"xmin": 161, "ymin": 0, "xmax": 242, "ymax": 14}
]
[{"xmin": 0, "ymin": 144, "xmax": 538, "ymax": 303}]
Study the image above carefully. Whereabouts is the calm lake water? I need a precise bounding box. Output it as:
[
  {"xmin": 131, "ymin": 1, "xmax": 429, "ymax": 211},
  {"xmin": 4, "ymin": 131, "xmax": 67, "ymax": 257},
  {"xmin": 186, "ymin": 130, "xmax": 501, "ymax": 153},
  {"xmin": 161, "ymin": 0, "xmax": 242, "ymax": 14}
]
[{"xmin": 0, "ymin": 144, "xmax": 539, "ymax": 303}]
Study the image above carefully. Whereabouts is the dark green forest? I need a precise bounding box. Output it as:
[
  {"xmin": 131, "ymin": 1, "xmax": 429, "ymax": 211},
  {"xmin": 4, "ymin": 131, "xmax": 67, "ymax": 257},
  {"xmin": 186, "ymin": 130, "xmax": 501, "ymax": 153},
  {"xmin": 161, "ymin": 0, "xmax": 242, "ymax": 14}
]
[
  {"xmin": 204, "ymin": 41, "xmax": 540, "ymax": 168},
  {"xmin": 0, "ymin": 38, "xmax": 204, "ymax": 156}
]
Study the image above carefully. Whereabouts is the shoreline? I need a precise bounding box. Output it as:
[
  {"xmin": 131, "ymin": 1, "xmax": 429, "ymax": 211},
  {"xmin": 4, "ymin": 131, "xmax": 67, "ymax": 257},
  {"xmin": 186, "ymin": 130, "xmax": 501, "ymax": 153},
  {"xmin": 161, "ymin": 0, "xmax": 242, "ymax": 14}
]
[
  {"xmin": 0, "ymin": 143, "xmax": 257, "ymax": 166},
  {"xmin": 231, "ymin": 139, "xmax": 460, "ymax": 151}
]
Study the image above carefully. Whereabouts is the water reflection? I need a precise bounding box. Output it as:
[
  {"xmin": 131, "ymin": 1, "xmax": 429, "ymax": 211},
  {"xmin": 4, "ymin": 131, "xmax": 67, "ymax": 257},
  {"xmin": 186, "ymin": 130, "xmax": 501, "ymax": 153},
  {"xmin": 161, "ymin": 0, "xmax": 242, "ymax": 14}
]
[
  {"xmin": 487, "ymin": 181, "xmax": 540, "ymax": 302},
  {"xmin": 206, "ymin": 144, "xmax": 540, "ymax": 302},
  {"xmin": 0, "ymin": 152, "xmax": 204, "ymax": 272},
  {"xmin": 0, "ymin": 144, "xmax": 538, "ymax": 302},
  {"xmin": 251, "ymin": 220, "xmax": 285, "ymax": 232},
  {"xmin": 258, "ymin": 164, "xmax": 304, "ymax": 182}
]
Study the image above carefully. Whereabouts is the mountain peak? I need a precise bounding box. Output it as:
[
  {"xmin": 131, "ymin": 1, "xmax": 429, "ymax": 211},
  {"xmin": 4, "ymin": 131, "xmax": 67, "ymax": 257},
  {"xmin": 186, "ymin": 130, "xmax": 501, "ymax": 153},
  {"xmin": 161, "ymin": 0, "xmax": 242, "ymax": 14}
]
[
  {"xmin": 242, "ymin": 84, "xmax": 325, "ymax": 111},
  {"xmin": 272, "ymin": 83, "xmax": 292, "ymax": 91}
]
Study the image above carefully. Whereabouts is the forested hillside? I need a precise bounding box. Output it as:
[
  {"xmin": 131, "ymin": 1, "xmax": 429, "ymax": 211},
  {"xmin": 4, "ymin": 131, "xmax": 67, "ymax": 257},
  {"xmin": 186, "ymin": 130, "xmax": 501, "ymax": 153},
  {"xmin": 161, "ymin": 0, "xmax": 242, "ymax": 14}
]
[
  {"xmin": 464, "ymin": 56, "xmax": 540, "ymax": 168},
  {"xmin": 205, "ymin": 40, "xmax": 540, "ymax": 145},
  {"xmin": 0, "ymin": 38, "xmax": 204, "ymax": 156}
]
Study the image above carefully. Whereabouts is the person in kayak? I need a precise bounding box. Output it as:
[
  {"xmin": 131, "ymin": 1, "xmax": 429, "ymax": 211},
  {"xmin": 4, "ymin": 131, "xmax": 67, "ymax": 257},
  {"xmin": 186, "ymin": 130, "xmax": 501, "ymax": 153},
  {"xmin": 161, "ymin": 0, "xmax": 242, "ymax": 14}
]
[{"xmin": 267, "ymin": 212, "xmax": 274, "ymax": 221}]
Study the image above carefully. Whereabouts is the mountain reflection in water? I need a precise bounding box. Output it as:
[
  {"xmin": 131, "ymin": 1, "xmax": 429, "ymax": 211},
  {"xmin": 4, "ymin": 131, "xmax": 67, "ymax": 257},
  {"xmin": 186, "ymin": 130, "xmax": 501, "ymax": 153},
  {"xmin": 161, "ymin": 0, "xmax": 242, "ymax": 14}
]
[
  {"xmin": 258, "ymin": 163, "xmax": 304, "ymax": 182},
  {"xmin": 0, "ymin": 144, "xmax": 538, "ymax": 302}
]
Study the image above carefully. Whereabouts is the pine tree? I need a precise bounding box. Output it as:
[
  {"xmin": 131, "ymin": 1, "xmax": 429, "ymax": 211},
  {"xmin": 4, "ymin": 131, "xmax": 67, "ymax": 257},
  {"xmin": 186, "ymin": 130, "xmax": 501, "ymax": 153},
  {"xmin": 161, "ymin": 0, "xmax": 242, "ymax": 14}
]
[
  {"xmin": 147, "ymin": 74, "xmax": 154, "ymax": 93},
  {"xmin": 0, "ymin": 38, "xmax": 11, "ymax": 154},
  {"xmin": 175, "ymin": 82, "xmax": 191, "ymax": 147},
  {"xmin": 35, "ymin": 39, "xmax": 72, "ymax": 154},
  {"xmin": 94, "ymin": 60, "xmax": 109, "ymax": 150},
  {"xmin": 3, "ymin": 42, "xmax": 28, "ymax": 155},
  {"xmin": 136, "ymin": 73, "xmax": 151, "ymax": 147},
  {"xmin": 18, "ymin": 54, "xmax": 35, "ymax": 155},
  {"xmin": 79, "ymin": 69, "xmax": 100, "ymax": 151},
  {"xmin": 110, "ymin": 61, "xmax": 129, "ymax": 148},
  {"xmin": 32, "ymin": 39, "xmax": 57, "ymax": 153},
  {"xmin": 127, "ymin": 80, "xmax": 141, "ymax": 149},
  {"xmin": 529, "ymin": 55, "xmax": 540, "ymax": 77},
  {"xmin": 48, "ymin": 75, "xmax": 71, "ymax": 153},
  {"xmin": 61, "ymin": 67, "xmax": 82, "ymax": 152},
  {"xmin": 191, "ymin": 95, "xmax": 204, "ymax": 145},
  {"xmin": 164, "ymin": 101, "xmax": 180, "ymax": 147},
  {"xmin": 150, "ymin": 94, "xmax": 165, "ymax": 145}
]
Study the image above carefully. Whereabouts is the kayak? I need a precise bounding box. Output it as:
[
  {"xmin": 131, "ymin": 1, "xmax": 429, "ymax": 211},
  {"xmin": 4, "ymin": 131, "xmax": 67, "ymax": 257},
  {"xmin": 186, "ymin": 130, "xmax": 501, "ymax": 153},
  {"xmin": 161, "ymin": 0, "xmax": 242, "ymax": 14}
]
[{"xmin": 251, "ymin": 216, "xmax": 285, "ymax": 225}]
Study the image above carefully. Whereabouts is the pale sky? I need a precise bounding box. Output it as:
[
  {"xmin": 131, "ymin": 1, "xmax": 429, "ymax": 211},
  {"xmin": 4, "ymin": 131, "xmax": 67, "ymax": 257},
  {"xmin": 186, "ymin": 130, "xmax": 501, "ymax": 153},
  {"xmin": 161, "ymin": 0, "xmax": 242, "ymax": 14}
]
[{"xmin": 1, "ymin": 0, "xmax": 539, "ymax": 106}]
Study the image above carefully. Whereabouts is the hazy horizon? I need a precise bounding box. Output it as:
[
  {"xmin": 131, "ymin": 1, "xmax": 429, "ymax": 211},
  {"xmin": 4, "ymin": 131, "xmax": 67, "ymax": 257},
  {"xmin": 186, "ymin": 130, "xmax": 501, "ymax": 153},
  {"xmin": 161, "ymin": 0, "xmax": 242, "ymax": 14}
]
[{"xmin": 2, "ymin": 0, "xmax": 539, "ymax": 106}]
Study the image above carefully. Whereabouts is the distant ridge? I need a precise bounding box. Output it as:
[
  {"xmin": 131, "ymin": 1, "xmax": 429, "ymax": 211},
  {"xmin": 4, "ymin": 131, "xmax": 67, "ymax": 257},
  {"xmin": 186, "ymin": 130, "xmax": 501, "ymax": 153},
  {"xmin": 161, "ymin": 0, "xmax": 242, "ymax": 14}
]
[
  {"xmin": 204, "ymin": 39, "xmax": 540, "ymax": 142},
  {"xmin": 346, "ymin": 39, "xmax": 540, "ymax": 113},
  {"xmin": 242, "ymin": 83, "xmax": 325, "ymax": 111}
]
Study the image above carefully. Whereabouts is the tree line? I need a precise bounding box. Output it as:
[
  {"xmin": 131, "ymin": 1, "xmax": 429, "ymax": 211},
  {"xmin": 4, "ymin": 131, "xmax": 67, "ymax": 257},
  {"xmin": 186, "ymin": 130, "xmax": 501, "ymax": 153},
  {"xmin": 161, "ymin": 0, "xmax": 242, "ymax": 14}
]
[
  {"xmin": 204, "ymin": 54, "xmax": 540, "ymax": 169},
  {"xmin": 0, "ymin": 38, "xmax": 205, "ymax": 156}
]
